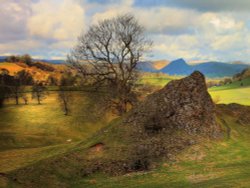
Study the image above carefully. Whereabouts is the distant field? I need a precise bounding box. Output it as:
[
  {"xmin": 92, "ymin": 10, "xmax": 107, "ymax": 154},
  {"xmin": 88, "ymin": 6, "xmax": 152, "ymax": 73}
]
[
  {"xmin": 139, "ymin": 74, "xmax": 182, "ymax": 87},
  {"xmin": 209, "ymin": 77, "xmax": 250, "ymax": 91},
  {"xmin": 208, "ymin": 77, "xmax": 250, "ymax": 105},
  {"xmin": 209, "ymin": 87, "xmax": 250, "ymax": 106}
]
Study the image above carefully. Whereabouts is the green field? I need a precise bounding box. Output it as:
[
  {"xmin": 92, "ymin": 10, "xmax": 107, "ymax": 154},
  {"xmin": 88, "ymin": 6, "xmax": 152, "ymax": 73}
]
[
  {"xmin": 1, "ymin": 76, "xmax": 250, "ymax": 187},
  {"xmin": 208, "ymin": 77, "xmax": 250, "ymax": 105},
  {"xmin": 0, "ymin": 91, "xmax": 115, "ymax": 183}
]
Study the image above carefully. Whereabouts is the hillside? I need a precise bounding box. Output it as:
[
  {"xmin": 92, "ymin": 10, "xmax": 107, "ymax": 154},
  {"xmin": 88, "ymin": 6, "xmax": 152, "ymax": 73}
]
[
  {"xmin": 1, "ymin": 71, "xmax": 223, "ymax": 187},
  {"xmin": 0, "ymin": 62, "xmax": 68, "ymax": 83},
  {"xmin": 136, "ymin": 60, "xmax": 169, "ymax": 72},
  {"xmin": 0, "ymin": 72, "xmax": 249, "ymax": 187},
  {"xmin": 159, "ymin": 59, "xmax": 249, "ymax": 78}
]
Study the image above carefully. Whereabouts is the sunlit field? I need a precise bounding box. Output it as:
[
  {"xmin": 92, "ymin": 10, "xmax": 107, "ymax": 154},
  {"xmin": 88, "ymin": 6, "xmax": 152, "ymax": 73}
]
[{"xmin": 209, "ymin": 87, "xmax": 250, "ymax": 106}]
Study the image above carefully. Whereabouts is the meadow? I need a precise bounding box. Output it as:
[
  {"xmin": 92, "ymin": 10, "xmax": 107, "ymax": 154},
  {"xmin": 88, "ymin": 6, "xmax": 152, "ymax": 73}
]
[
  {"xmin": 0, "ymin": 91, "xmax": 115, "ymax": 180},
  {"xmin": 0, "ymin": 73, "xmax": 250, "ymax": 187}
]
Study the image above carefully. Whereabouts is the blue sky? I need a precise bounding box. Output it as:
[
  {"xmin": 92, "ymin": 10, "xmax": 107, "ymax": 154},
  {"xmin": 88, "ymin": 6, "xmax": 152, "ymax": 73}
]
[{"xmin": 1, "ymin": 0, "xmax": 250, "ymax": 63}]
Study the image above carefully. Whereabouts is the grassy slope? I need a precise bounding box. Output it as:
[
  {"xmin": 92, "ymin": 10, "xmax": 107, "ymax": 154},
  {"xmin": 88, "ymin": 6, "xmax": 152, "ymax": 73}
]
[
  {"xmin": 73, "ymin": 106, "xmax": 250, "ymax": 187},
  {"xmin": 0, "ymin": 92, "xmax": 115, "ymax": 178},
  {"xmin": 209, "ymin": 77, "xmax": 250, "ymax": 105},
  {"xmin": 0, "ymin": 62, "xmax": 67, "ymax": 82},
  {"xmin": 209, "ymin": 77, "xmax": 250, "ymax": 91},
  {"xmin": 4, "ymin": 104, "xmax": 250, "ymax": 188},
  {"xmin": 0, "ymin": 63, "xmax": 24, "ymax": 74}
]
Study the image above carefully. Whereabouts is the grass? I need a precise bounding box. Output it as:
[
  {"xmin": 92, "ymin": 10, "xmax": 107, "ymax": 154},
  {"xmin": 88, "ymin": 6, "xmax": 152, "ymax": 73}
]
[
  {"xmin": 209, "ymin": 87, "xmax": 250, "ymax": 106},
  {"xmin": 1, "ymin": 74, "xmax": 250, "ymax": 187},
  {"xmin": 208, "ymin": 77, "xmax": 250, "ymax": 105},
  {"xmin": 138, "ymin": 74, "xmax": 182, "ymax": 87},
  {"xmin": 0, "ymin": 91, "xmax": 115, "ymax": 150},
  {"xmin": 0, "ymin": 62, "xmax": 24, "ymax": 74},
  {"xmin": 209, "ymin": 77, "xmax": 250, "ymax": 91},
  {"xmin": 72, "ymin": 111, "xmax": 250, "ymax": 187},
  {"xmin": 0, "ymin": 91, "xmax": 116, "ymax": 179}
]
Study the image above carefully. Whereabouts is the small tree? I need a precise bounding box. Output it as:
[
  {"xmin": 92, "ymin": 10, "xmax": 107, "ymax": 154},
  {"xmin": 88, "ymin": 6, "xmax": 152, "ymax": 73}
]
[
  {"xmin": 20, "ymin": 54, "xmax": 33, "ymax": 66},
  {"xmin": 0, "ymin": 71, "xmax": 13, "ymax": 107},
  {"xmin": 32, "ymin": 82, "xmax": 47, "ymax": 104},
  {"xmin": 22, "ymin": 95, "xmax": 28, "ymax": 105},
  {"xmin": 57, "ymin": 75, "xmax": 74, "ymax": 115},
  {"xmin": 58, "ymin": 89, "xmax": 72, "ymax": 115},
  {"xmin": 16, "ymin": 70, "xmax": 33, "ymax": 85},
  {"xmin": 6, "ymin": 55, "xmax": 19, "ymax": 63},
  {"xmin": 68, "ymin": 14, "xmax": 152, "ymax": 115},
  {"xmin": 47, "ymin": 75, "xmax": 58, "ymax": 86},
  {"xmin": 11, "ymin": 77, "xmax": 23, "ymax": 105}
]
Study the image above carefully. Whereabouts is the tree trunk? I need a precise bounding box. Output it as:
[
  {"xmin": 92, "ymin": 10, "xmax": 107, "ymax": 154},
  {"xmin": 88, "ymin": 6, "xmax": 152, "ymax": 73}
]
[{"xmin": 15, "ymin": 95, "xmax": 19, "ymax": 105}]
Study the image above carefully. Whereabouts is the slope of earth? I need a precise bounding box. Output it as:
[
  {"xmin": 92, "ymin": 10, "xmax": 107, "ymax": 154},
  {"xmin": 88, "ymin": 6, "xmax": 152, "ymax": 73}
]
[
  {"xmin": 152, "ymin": 60, "xmax": 169, "ymax": 70},
  {"xmin": 209, "ymin": 77, "xmax": 250, "ymax": 91},
  {"xmin": 0, "ymin": 63, "xmax": 24, "ymax": 74},
  {"xmin": 0, "ymin": 62, "xmax": 68, "ymax": 82},
  {"xmin": 2, "ymin": 71, "xmax": 224, "ymax": 187},
  {"xmin": 0, "ymin": 91, "xmax": 115, "ymax": 151},
  {"xmin": 76, "ymin": 104, "xmax": 250, "ymax": 188}
]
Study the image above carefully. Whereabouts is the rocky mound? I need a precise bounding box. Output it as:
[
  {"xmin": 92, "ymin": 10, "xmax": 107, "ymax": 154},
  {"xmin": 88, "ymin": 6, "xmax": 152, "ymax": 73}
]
[
  {"xmin": 127, "ymin": 71, "xmax": 219, "ymax": 136},
  {"xmin": 8, "ymin": 71, "xmax": 221, "ymax": 187}
]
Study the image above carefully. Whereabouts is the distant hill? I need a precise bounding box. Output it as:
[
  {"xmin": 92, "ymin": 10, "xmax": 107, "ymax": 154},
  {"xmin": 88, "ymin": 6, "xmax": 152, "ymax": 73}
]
[
  {"xmin": 137, "ymin": 60, "xmax": 169, "ymax": 72},
  {"xmin": 137, "ymin": 61, "xmax": 157, "ymax": 72},
  {"xmin": 0, "ymin": 55, "xmax": 66, "ymax": 64},
  {"xmin": 233, "ymin": 68, "xmax": 250, "ymax": 80},
  {"xmin": 0, "ymin": 56, "xmax": 7, "ymax": 62},
  {"xmin": 160, "ymin": 58, "xmax": 249, "ymax": 77},
  {"xmin": 152, "ymin": 60, "xmax": 169, "ymax": 70},
  {"xmin": 37, "ymin": 59, "xmax": 66, "ymax": 64}
]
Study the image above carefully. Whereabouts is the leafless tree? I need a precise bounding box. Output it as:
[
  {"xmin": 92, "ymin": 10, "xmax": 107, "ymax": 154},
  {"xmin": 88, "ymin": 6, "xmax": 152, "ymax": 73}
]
[
  {"xmin": 58, "ymin": 89, "xmax": 72, "ymax": 115},
  {"xmin": 68, "ymin": 14, "xmax": 152, "ymax": 114},
  {"xmin": 22, "ymin": 95, "xmax": 28, "ymax": 105},
  {"xmin": 32, "ymin": 82, "xmax": 47, "ymax": 104},
  {"xmin": 57, "ymin": 75, "xmax": 74, "ymax": 115}
]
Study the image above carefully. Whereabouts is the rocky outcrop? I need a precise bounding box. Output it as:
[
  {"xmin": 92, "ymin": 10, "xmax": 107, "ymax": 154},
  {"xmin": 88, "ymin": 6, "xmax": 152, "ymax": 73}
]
[{"xmin": 126, "ymin": 71, "xmax": 219, "ymax": 137}]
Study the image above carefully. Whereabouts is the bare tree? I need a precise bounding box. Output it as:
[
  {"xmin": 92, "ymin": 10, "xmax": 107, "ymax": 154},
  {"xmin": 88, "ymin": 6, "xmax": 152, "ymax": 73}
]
[
  {"xmin": 68, "ymin": 14, "xmax": 151, "ymax": 114},
  {"xmin": 57, "ymin": 75, "xmax": 74, "ymax": 115},
  {"xmin": 22, "ymin": 95, "xmax": 29, "ymax": 105},
  {"xmin": 58, "ymin": 89, "xmax": 72, "ymax": 115},
  {"xmin": 32, "ymin": 82, "xmax": 47, "ymax": 104}
]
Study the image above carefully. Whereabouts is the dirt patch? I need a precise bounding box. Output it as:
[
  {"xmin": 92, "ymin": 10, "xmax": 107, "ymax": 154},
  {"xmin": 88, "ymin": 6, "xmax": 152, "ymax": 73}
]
[{"xmin": 89, "ymin": 143, "xmax": 105, "ymax": 153}]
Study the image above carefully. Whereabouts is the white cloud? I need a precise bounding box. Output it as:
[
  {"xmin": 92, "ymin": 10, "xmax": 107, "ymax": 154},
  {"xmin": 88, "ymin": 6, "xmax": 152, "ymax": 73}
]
[
  {"xmin": 0, "ymin": 0, "xmax": 32, "ymax": 42},
  {"xmin": 28, "ymin": 0, "xmax": 85, "ymax": 41}
]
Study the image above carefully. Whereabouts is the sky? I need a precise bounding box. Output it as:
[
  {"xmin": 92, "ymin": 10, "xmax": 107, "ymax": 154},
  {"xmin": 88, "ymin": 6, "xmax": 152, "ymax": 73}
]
[{"xmin": 1, "ymin": 0, "xmax": 250, "ymax": 62}]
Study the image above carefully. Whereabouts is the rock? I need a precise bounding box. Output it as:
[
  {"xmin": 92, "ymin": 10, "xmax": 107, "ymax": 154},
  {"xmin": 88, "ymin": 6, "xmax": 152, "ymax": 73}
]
[{"xmin": 127, "ymin": 71, "xmax": 219, "ymax": 137}]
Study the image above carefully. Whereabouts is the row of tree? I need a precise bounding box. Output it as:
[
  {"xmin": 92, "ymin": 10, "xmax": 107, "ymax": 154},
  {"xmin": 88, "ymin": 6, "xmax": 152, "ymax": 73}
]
[{"xmin": 6, "ymin": 54, "xmax": 33, "ymax": 65}]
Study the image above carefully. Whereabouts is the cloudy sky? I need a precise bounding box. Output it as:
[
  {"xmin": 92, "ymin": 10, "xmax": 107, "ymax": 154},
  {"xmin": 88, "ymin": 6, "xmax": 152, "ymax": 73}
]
[{"xmin": 1, "ymin": 0, "xmax": 250, "ymax": 62}]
